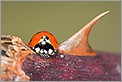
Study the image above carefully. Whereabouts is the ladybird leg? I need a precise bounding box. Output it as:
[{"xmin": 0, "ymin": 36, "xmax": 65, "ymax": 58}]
[{"xmin": 38, "ymin": 53, "xmax": 50, "ymax": 58}]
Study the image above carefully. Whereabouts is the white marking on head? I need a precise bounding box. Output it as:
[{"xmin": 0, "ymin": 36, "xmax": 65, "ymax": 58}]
[
  {"xmin": 40, "ymin": 49, "xmax": 44, "ymax": 53},
  {"xmin": 35, "ymin": 47, "xmax": 40, "ymax": 53},
  {"xmin": 50, "ymin": 52, "xmax": 55, "ymax": 55},
  {"xmin": 41, "ymin": 41, "xmax": 46, "ymax": 45},
  {"xmin": 44, "ymin": 50, "xmax": 48, "ymax": 54},
  {"xmin": 48, "ymin": 49, "xmax": 53, "ymax": 54}
]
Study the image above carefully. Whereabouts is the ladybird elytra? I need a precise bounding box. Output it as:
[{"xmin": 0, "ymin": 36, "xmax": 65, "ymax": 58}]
[{"xmin": 28, "ymin": 31, "xmax": 58, "ymax": 49}]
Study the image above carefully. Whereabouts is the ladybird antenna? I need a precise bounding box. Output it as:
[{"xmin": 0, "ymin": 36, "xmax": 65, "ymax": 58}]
[{"xmin": 58, "ymin": 11, "xmax": 109, "ymax": 56}]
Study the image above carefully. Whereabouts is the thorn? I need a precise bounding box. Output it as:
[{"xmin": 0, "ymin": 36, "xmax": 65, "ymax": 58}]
[{"xmin": 58, "ymin": 11, "xmax": 109, "ymax": 56}]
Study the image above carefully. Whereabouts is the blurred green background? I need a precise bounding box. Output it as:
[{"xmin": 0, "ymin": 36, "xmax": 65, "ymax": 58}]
[{"xmin": 1, "ymin": 1, "xmax": 121, "ymax": 53}]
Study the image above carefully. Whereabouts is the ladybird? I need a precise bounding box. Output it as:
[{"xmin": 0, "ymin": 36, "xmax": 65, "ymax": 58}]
[{"xmin": 28, "ymin": 31, "xmax": 58, "ymax": 58}]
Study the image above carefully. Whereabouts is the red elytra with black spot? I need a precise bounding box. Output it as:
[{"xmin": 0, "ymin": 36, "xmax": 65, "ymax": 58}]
[{"xmin": 28, "ymin": 31, "xmax": 58, "ymax": 50}]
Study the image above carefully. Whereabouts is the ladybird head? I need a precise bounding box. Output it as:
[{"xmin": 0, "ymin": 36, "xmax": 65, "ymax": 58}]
[{"xmin": 28, "ymin": 31, "xmax": 58, "ymax": 58}]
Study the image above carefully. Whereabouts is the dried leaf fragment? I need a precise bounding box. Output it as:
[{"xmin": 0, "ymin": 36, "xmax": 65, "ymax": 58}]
[{"xmin": 1, "ymin": 35, "xmax": 35, "ymax": 81}]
